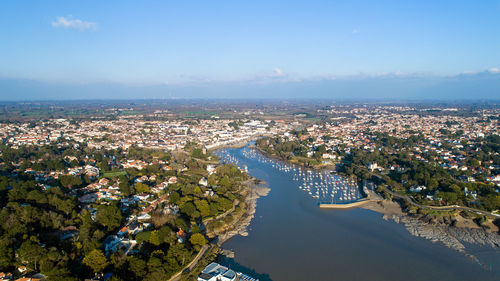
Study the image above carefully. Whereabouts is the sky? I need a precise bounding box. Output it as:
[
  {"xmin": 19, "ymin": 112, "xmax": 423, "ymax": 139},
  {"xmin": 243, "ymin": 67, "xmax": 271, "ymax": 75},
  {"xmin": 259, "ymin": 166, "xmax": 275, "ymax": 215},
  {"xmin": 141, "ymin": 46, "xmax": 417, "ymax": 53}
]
[{"xmin": 0, "ymin": 0, "xmax": 499, "ymax": 100}]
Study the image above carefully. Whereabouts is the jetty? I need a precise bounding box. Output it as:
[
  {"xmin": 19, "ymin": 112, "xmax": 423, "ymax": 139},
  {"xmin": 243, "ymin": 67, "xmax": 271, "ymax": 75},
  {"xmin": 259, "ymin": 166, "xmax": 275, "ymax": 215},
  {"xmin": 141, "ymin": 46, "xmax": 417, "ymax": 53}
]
[{"xmin": 319, "ymin": 198, "xmax": 372, "ymax": 209}]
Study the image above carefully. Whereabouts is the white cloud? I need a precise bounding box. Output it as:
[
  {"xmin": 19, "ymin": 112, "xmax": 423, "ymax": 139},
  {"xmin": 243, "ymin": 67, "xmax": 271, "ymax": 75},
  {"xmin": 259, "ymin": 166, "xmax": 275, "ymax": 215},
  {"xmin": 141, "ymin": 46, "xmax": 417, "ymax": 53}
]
[
  {"xmin": 272, "ymin": 68, "xmax": 285, "ymax": 77},
  {"xmin": 352, "ymin": 28, "xmax": 361, "ymax": 34},
  {"xmin": 52, "ymin": 16, "xmax": 97, "ymax": 30},
  {"xmin": 487, "ymin": 67, "xmax": 499, "ymax": 74}
]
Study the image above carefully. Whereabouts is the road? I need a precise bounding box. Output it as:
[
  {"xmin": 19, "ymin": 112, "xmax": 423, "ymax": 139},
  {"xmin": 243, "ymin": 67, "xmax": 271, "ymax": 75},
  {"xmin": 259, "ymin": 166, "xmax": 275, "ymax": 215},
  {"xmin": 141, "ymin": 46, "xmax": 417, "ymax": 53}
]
[
  {"xmin": 167, "ymin": 244, "xmax": 211, "ymax": 281},
  {"xmin": 382, "ymin": 186, "xmax": 500, "ymax": 218}
]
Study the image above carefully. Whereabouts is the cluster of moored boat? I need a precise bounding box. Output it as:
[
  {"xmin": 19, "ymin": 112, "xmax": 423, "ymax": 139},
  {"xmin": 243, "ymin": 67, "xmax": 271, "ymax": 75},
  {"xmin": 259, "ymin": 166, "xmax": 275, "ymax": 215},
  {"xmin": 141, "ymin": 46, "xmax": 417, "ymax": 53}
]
[{"xmin": 218, "ymin": 146, "xmax": 362, "ymax": 203}]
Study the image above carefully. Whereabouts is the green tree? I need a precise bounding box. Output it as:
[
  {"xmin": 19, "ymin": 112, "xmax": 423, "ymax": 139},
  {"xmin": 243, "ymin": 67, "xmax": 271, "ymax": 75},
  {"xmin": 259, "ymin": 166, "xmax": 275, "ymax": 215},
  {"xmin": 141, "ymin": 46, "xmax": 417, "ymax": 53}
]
[
  {"xmin": 17, "ymin": 240, "xmax": 46, "ymax": 271},
  {"xmin": 169, "ymin": 192, "xmax": 180, "ymax": 204},
  {"xmin": 189, "ymin": 233, "xmax": 207, "ymax": 246},
  {"xmin": 127, "ymin": 256, "xmax": 147, "ymax": 279},
  {"xmin": 0, "ymin": 237, "xmax": 13, "ymax": 270},
  {"xmin": 180, "ymin": 202, "xmax": 198, "ymax": 218},
  {"xmin": 192, "ymin": 148, "xmax": 206, "ymax": 159},
  {"xmin": 83, "ymin": 249, "xmax": 108, "ymax": 273},
  {"xmin": 194, "ymin": 200, "xmax": 210, "ymax": 217},
  {"xmin": 119, "ymin": 181, "xmax": 133, "ymax": 196},
  {"xmin": 96, "ymin": 204, "xmax": 123, "ymax": 231},
  {"xmin": 59, "ymin": 175, "xmax": 82, "ymax": 188},
  {"xmin": 135, "ymin": 182, "xmax": 150, "ymax": 193},
  {"xmin": 149, "ymin": 230, "xmax": 161, "ymax": 246}
]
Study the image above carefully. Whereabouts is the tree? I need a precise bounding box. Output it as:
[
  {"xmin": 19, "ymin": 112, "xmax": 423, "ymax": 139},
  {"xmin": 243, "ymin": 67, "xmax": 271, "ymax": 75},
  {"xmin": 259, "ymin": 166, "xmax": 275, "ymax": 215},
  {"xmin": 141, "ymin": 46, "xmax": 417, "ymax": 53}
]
[
  {"xmin": 149, "ymin": 230, "xmax": 161, "ymax": 246},
  {"xmin": 189, "ymin": 233, "xmax": 207, "ymax": 246},
  {"xmin": 0, "ymin": 237, "xmax": 13, "ymax": 270},
  {"xmin": 180, "ymin": 202, "xmax": 198, "ymax": 218},
  {"xmin": 119, "ymin": 181, "xmax": 133, "ymax": 196},
  {"xmin": 169, "ymin": 192, "xmax": 180, "ymax": 204},
  {"xmin": 194, "ymin": 200, "xmax": 210, "ymax": 217},
  {"xmin": 219, "ymin": 176, "xmax": 231, "ymax": 189},
  {"xmin": 59, "ymin": 175, "xmax": 82, "ymax": 188},
  {"xmin": 83, "ymin": 249, "xmax": 108, "ymax": 273},
  {"xmin": 97, "ymin": 204, "xmax": 123, "ymax": 231},
  {"xmin": 17, "ymin": 240, "xmax": 46, "ymax": 271},
  {"xmin": 192, "ymin": 148, "xmax": 206, "ymax": 159},
  {"xmin": 135, "ymin": 182, "xmax": 150, "ymax": 193},
  {"xmin": 127, "ymin": 256, "xmax": 147, "ymax": 279}
]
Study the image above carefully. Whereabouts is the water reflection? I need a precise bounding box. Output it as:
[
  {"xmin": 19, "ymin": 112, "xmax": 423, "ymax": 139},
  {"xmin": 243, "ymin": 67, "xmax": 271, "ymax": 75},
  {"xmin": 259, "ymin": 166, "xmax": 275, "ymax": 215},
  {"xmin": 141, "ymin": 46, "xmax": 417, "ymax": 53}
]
[{"xmin": 214, "ymin": 144, "xmax": 499, "ymax": 281}]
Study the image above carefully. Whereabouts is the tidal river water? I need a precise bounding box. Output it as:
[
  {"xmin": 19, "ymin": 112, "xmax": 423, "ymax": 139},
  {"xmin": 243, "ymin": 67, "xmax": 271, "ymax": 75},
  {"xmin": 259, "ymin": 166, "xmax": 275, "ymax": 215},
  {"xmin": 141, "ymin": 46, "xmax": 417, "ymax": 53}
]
[{"xmin": 214, "ymin": 144, "xmax": 499, "ymax": 281}]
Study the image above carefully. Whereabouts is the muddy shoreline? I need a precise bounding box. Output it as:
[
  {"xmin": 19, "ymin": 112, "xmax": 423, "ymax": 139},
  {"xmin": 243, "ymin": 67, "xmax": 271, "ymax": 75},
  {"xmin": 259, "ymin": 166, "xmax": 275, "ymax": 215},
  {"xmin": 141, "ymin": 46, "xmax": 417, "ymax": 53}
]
[
  {"xmin": 216, "ymin": 177, "xmax": 270, "ymax": 246},
  {"xmin": 362, "ymin": 200, "xmax": 500, "ymax": 266}
]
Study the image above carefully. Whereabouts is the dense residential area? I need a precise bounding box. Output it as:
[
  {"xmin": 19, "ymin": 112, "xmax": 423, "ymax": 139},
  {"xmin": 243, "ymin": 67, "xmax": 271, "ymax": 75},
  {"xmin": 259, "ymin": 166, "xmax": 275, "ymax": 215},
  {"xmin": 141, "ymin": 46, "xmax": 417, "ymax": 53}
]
[
  {"xmin": 0, "ymin": 131, "xmax": 255, "ymax": 280},
  {"xmin": 256, "ymin": 105, "xmax": 500, "ymax": 213},
  {"xmin": 0, "ymin": 102, "xmax": 499, "ymax": 280}
]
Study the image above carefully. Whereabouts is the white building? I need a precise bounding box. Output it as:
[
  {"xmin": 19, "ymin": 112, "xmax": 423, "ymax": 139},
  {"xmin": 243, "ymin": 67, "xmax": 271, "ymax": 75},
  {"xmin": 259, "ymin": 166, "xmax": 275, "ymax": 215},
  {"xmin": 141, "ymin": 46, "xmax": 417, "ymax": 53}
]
[{"xmin": 198, "ymin": 263, "xmax": 258, "ymax": 281}]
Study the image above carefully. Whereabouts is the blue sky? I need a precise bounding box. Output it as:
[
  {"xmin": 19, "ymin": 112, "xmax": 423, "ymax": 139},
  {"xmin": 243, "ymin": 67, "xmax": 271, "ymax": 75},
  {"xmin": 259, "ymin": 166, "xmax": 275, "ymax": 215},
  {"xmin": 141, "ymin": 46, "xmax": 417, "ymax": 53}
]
[{"xmin": 0, "ymin": 0, "xmax": 499, "ymax": 99}]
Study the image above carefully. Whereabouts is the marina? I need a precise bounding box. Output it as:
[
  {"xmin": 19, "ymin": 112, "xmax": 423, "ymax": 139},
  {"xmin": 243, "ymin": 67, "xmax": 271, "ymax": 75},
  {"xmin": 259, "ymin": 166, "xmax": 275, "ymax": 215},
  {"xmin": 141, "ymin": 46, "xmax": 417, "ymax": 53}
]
[
  {"xmin": 216, "ymin": 145, "xmax": 364, "ymax": 206},
  {"xmin": 214, "ymin": 143, "xmax": 499, "ymax": 281}
]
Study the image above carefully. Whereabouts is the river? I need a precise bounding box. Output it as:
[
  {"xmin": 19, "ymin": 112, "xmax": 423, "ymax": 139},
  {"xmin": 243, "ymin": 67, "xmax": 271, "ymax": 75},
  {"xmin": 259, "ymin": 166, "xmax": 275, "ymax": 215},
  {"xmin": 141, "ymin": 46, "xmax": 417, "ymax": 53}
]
[{"xmin": 214, "ymin": 144, "xmax": 499, "ymax": 281}]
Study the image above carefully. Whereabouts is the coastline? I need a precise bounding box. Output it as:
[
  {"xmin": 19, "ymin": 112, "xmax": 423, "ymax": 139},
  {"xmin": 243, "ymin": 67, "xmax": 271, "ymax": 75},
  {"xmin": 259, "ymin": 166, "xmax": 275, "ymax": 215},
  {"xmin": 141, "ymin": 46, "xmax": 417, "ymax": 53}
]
[
  {"xmin": 205, "ymin": 140, "xmax": 271, "ymax": 249},
  {"xmin": 362, "ymin": 199, "xmax": 500, "ymax": 266},
  {"xmin": 216, "ymin": 177, "xmax": 270, "ymax": 245},
  {"xmin": 251, "ymin": 141, "xmax": 500, "ymax": 261},
  {"xmin": 211, "ymin": 141, "xmax": 500, "ymax": 270},
  {"xmin": 255, "ymin": 141, "xmax": 499, "ymax": 229}
]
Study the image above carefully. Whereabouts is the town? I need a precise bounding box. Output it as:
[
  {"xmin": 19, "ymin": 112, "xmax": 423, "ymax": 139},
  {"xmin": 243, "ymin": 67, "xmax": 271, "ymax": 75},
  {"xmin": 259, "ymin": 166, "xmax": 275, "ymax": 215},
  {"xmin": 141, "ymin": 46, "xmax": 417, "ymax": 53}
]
[{"xmin": 0, "ymin": 102, "xmax": 498, "ymax": 280}]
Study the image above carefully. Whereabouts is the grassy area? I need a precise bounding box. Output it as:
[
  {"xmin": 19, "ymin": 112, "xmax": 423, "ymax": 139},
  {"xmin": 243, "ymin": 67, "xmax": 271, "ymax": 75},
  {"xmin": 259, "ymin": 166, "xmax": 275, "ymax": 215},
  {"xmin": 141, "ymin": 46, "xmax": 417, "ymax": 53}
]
[
  {"xmin": 102, "ymin": 171, "xmax": 127, "ymax": 178},
  {"xmin": 417, "ymin": 208, "xmax": 454, "ymax": 216},
  {"xmin": 119, "ymin": 110, "xmax": 146, "ymax": 115},
  {"xmin": 181, "ymin": 110, "xmax": 217, "ymax": 116}
]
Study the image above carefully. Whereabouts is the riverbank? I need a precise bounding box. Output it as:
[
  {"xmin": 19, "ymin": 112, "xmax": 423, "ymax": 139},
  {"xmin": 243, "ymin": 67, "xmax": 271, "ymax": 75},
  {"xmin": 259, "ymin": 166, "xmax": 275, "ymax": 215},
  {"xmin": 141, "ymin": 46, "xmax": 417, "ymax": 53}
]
[
  {"xmin": 203, "ymin": 176, "xmax": 270, "ymax": 246},
  {"xmin": 209, "ymin": 142, "xmax": 500, "ymax": 280},
  {"xmin": 254, "ymin": 140, "xmax": 500, "ymax": 263},
  {"xmin": 217, "ymin": 178, "xmax": 270, "ymax": 245},
  {"xmin": 176, "ymin": 178, "xmax": 270, "ymax": 280}
]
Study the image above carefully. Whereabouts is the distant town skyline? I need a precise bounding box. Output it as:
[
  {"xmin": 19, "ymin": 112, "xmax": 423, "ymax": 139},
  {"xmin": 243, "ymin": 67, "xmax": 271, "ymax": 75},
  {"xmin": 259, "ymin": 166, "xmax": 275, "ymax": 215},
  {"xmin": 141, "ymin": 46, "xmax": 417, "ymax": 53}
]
[{"xmin": 1, "ymin": 0, "xmax": 499, "ymax": 100}]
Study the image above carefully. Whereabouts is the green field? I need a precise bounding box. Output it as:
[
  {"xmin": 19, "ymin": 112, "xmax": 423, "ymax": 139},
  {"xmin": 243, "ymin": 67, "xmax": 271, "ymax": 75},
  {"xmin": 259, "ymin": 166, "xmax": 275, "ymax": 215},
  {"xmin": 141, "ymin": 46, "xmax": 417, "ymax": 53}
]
[
  {"xmin": 181, "ymin": 110, "xmax": 217, "ymax": 116},
  {"xmin": 102, "ymin": 171, "xmax": 127, "ymax": 178}
]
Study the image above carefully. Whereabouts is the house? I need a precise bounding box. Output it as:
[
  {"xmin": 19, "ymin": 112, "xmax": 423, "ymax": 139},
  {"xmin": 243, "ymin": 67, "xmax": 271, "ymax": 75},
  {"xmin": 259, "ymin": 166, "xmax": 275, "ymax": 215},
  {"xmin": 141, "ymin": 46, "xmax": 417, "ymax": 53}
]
[
  {"xmin": 322, "ymin": 153, "xmax": 336, "ymax": 159},
  {"xmin": 165, "ymin": 204, "xmax": 179, "ymax": 215},
  {"xmin": 204, "ymin": 190, "xmax": 214, "ymax": 197},
  {"xmin": 79, "ymin": 193, "xmax": 97, "ymax": 203},
  {"xmin": 409, "ymin": 185, "xmax": 427, "ymax": 193},
  {"xmin": 134, "ymin": 176, "xmax": 148, "ymax": 183},
  {"xmin": 199, "ymin": 177, "xmax": 208, "ymax": 187},
  {"xmin": 84, "ymin": 165, "xmax": 99, "ymax": 178},
  {"xmin": 137, "ymin": 213, "xmax": 151, "ymax": 221},
  {"xmin": 197, "ymin": 263, "xmax": 258, "ymax": 281},
  {"xmin": 98, "ymin": 178, "xmax": 110, "ymax": 186},
  {"xmin": 59, "ymin": 226, "xmax": 78, "ymax": 241},
  {"xmin": 104, "ymin": 235, "xmax": 136, "ymax": 255},
  {"xmin": 176, "ymin": 228, "xmax": 186, "ymax": 243},
  {"xmin": 0, "ymin": 272, "xmax": 13, "ymax": 280},
  {"xmin": 134, "ymin": 193, "xmax": 150, "ymax": 201},
  {"xmin": 368, "ymin": 162, "xmax": 378, "ymax": 171},
  {"xmin": 168, "ymin": 176, "xmax": 178, "ymax": 184},
  {"xmin": 206, "ymin": 165, "xmax": 217, "ymax": 175}
]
